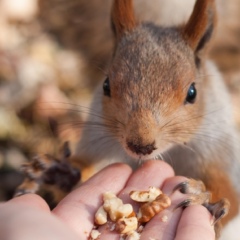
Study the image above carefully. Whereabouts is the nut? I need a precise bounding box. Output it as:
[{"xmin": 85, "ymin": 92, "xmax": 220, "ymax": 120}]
[
  {"xmin": 115, "ymin": 217, "xmax": 138, "ymax": 234},
  {"xmin": 95, "ymin": 206, "xmax": 108, "ymax": 225},
  {"xmin": 114, "ymin": 204, "xmax": 134, "ymax": 219},
  {"xmin": 161, "ymin": 215, "xmax": 168, "ymax": 222},
  {"xmin": 103, "ymin": 192, "xmax": 134, "ymax": 221},
  {"xmin": 89, "ymin": 229, "xmax": 101, "ymax": 240},
  {"xmin": 137, "ymin": 193, "xmax": 171, "ymax": 223},
  {"xmin": 130, "ymin": 186, "xmax": 162, "ymax": 202},
  {"xmin": 93, "ymin": 190, "xmax": 171, "ymax": 239},
  {"xmin": 103, "ymin": 192, "xmax": 122, "ymax": 212},
  {"xmin": 103, "ymin": 192, "xmax": 117, "ymax": 201}
]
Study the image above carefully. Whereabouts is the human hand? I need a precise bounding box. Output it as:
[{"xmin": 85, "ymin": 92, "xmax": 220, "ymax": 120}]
[{"xmin": 0, "ymin": 160, "xmax": 215, "ymax": 240}]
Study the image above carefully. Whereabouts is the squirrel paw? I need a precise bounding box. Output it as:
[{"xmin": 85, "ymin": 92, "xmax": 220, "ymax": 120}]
[
  {"xmin": 173, "ymin": 178, "xmax": 206, "ymax": 195},
  {"xmin": 14, "ymin": 142, "xmax": 81, "ymax": 204},
  {"xmin": 173, "ymin": 179, "xmax": 230, "ymax": 238},
  {"xmin": 203, "ymin": 198, "xmax": 230, "ymax": 225},
  {"xmin": 173, "ymin": 178, "xmax": 211, "ymax": 207}
]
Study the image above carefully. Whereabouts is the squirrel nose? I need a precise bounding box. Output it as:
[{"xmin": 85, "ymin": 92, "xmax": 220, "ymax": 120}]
[{"xmin": 127, "ymin": 141, "xmax": 156, "ymax": 155}]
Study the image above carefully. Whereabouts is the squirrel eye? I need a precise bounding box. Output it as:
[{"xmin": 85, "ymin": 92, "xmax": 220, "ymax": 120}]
[
  {"xmin": 185, "ymin": 83, "xmax": 197, "ymax": 104},
  {"xmin": 103, "ymin": 77, "xmax": 111, "ymax": 97}
]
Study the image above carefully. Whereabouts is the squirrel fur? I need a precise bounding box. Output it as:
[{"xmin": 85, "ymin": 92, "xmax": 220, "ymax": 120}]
[{"xmin": 75, "ymin": 0, "xmax": 240, "ymax": 236}]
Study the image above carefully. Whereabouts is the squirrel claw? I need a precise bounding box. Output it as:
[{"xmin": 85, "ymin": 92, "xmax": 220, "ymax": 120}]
[
  {"xmin": 174, "ymin": 190, "xmax": 211, "ymax": 209},
  {"xmin": 203, "ymin": 198, "xmax": 230, "ymax": 225},
  {"xmin": 174, "ymin": 179, "xmax": 211, "ymax": 210},
  {"xmin": 173, "ymin": 178, "xmax": 206, "ymax": 195},
  {"xmin": 173, "ymin": 179, "xmax": 229, "ymax": 235},
  {"xmin": 172, "ymin": 181, "xmax": 189, "ymax": 194},
  {"xmin": 175, "ymin": 199, "xmax": 192, "ymax": 209}
]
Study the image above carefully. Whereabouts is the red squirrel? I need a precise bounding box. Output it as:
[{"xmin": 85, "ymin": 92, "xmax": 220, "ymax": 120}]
[{"xmin": 75, "ymin": 0, "xmax": 240, "ymax": 235}]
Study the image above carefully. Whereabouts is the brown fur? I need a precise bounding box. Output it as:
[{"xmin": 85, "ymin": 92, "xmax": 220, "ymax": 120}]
[
  {"xmin": 183, "ymin": 0, "xmax": 216, "ymax": 51},
  {"xmin": 103, "ymin": 22, "xmax": 206, "ymax": 158},
  {"xmin": 204, "ymin": 165, "xmax": 239, "ymax": 225},
  {"xmin": 111, "ymin": 0, "xmax": 137, "ymax": 39}
]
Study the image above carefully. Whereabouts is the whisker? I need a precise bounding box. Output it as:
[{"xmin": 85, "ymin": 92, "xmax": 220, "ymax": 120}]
[
  {"xmin": 165, "ymin": 130, "xmax": 234, "ymax": 156},
  {"xmin": 58, "ymin": 121, "xmax": 120, "ymax": 131},
  {"xmin": 163, "ymin": 109, "xmax": 224, "ymax": 130},
  {"xmin": 36, "ymin": 102, "xmax": 125, "ymax": 127}
]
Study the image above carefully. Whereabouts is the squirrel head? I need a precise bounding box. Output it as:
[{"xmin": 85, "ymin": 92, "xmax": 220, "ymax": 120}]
[{"xmin": 102, "ymin": 0, "xmax": 216, "ymax": 160}]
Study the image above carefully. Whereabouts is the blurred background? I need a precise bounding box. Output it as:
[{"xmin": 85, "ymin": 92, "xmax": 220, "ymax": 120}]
[{"xmin": 0, "ymin": 0, "xmax": 240, "ymax": 201}]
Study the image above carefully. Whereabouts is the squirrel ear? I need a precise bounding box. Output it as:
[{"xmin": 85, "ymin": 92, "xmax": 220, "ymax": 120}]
[
  {"xmin": 111, "ymin": 0, "xmax": 137, "ymax": 39},
  {"xmin": 183, "ymin": 0, "xmax": 216, "ymax": 53}
]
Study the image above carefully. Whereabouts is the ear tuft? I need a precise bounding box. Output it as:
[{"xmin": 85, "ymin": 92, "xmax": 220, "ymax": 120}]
[
  {"xmin": 183, "ymin": 0, "xmax": 216, "ymax": 52},
  {"xmin": 111, "ymin": 0, "xmax": 137, "ymax": 39}
]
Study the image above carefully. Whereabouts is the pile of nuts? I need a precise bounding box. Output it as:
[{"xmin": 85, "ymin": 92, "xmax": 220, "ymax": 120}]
[{"xmin": 89, "ymin": 187, "xmax": 171, "ymax": 240}]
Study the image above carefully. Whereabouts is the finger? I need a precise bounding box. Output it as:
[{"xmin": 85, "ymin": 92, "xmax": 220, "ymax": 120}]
[
  {"xmin": 0, "ymin": 202, "xmax": 79, "ymax": 240},
  {"xmin": 162, "ymin": 176, "xmax": 189, "ymax": 206},
  {"xmin": 118, "ymin": 160, "xmax": 174, "ymax": 218},
  {"xmin": 120, "ymin": 160, "xmax": 175, "ymax": 203},
  {"xmin": 140, "ymin": 176, "xmax": 187, "ymax": 240},
  {"xmin": 175, "ymin": 205, "xmax": 215, "ymax": 240},
  {"xmin": 7, "ymin": 194, "xmax": 50, "ymax": 212},
  {"xmin": 52, "ymin": 163, "xmax": 132, "ymax": 239},
  {"xmin": 99, "ymin": 160, "xmax": 175, "ymax": 240}
]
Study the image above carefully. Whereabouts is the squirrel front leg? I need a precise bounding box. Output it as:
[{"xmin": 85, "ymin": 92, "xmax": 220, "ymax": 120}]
[
  {"xmin": 203, "ymin": 165, "xmax": 239, "ymax": 226},
  {"xmin": 174, "ymin": 164, "xmax": 239, "ymax": 237}
]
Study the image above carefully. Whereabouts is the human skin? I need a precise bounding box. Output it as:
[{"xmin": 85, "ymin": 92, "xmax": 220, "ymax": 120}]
[{"xmin": 0, "ymin": 160, "xmax": 215, "ymax": 240}]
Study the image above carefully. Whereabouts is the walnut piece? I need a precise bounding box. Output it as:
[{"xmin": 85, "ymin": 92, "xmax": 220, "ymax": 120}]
[
  {"xmin": 137, "ymin": 193, "xmax": 171, "ymax": 223},
  {"xmin": 130, "ymin": 186, "xmax": 162, "ymax": 203},
  {"xmin": 103, "ymin": 192, "xmax": 134, "ymax": 221},
  {"xmin": 89, "ymin": 229, "xmax": 101, "ymax": 240},
  {"xmin": 115, "ymin": 217, "xmax": 138, "ymax": 234},
  {"xmin": 95, "ymin": 206, "xmax": 107, "ymax": 225},
  {"xmin": 161, "ymin": 215, "xmax": 168, "ymax": 222},
  {"xmin": 92, "ymin": 188, "xmax": 172, "ymax": 240}
]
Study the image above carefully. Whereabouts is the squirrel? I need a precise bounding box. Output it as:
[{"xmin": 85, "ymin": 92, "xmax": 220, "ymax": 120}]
[{"xmin": 75, "ymin": 0, "xmax": 240, "ymax": 236}]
